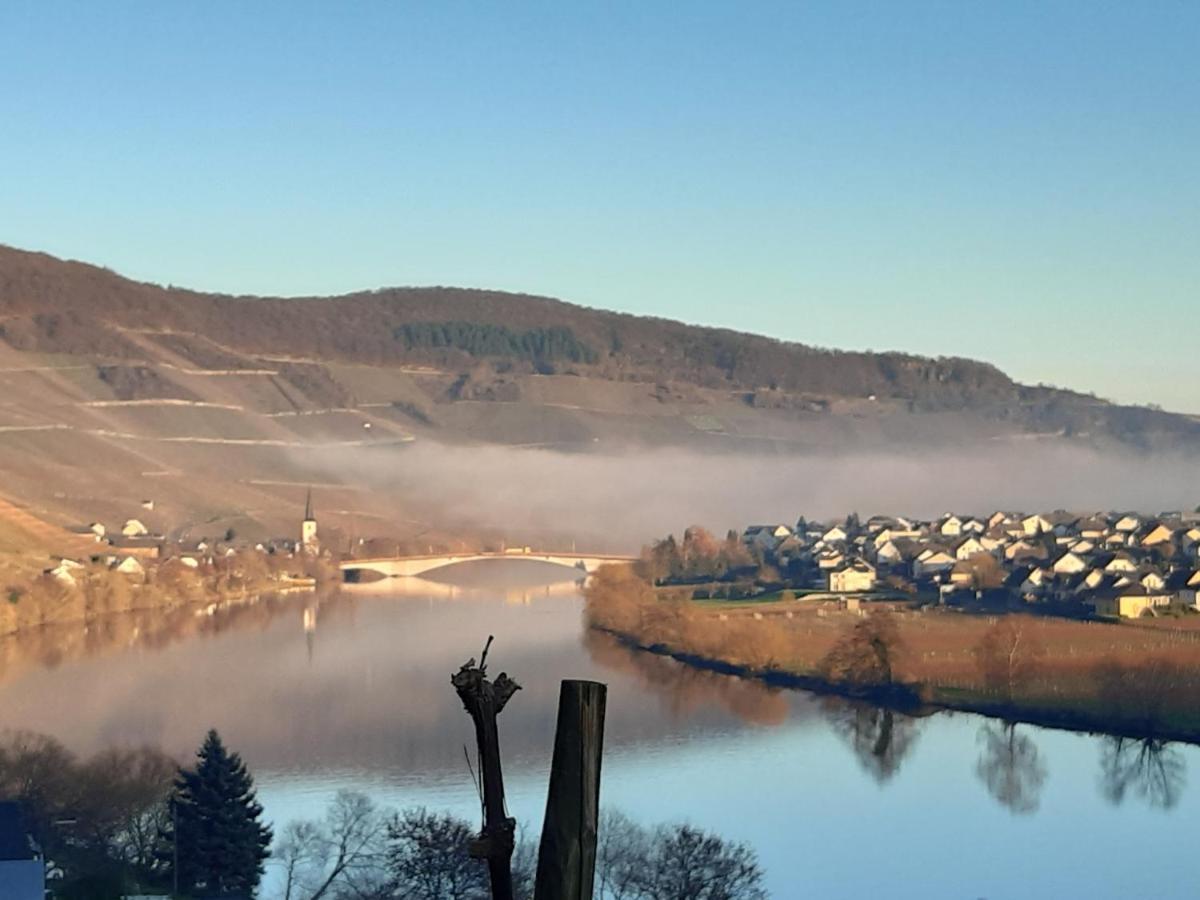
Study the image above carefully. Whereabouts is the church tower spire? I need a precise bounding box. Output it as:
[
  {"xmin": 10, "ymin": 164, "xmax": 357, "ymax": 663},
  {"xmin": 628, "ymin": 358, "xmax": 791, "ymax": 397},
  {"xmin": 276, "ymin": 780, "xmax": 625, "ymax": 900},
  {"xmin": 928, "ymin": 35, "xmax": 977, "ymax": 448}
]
[{"xmin": 301, "ymin": 488, "xmax": 319, "ymax": 554}]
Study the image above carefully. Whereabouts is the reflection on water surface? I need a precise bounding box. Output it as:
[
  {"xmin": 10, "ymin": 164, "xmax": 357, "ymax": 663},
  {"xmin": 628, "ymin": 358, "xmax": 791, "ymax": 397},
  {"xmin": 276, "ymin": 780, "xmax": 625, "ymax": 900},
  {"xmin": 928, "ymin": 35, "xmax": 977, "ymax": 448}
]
[{"xmin": 0, "ymin": 566, "xmax": 1195, "ymax": 899}]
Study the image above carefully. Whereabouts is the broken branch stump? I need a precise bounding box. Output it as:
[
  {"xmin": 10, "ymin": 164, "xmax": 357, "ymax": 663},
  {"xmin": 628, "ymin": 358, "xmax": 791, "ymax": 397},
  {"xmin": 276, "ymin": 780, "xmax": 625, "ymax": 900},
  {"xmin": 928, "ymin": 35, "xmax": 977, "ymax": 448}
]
[{"xmin": 453, "ymin": 636, "xmax": 521, "ymax": 900}]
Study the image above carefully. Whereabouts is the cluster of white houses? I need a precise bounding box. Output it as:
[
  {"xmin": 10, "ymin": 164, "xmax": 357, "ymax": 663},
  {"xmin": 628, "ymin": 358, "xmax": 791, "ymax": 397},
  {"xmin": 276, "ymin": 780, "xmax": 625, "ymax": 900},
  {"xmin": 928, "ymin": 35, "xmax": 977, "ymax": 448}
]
[
  {"xmin": 46, "ymin": 504, "xmax": 321, "ymax": 588},
  {"xmin": 742, "ymin": 509, "xmax": 1200, "ymax": 618}
]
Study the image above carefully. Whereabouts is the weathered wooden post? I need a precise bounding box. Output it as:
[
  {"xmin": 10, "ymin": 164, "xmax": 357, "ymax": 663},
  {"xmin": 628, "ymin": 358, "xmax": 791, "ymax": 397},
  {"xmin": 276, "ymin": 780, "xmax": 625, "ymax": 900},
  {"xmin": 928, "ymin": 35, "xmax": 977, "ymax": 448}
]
[
  {"xmin": 534, "ymin": 679, "xmax": 607, "ymax": 900},
  {"xmin": 453, "ymin": 636, "xmax": 521, "ymax": 900}
]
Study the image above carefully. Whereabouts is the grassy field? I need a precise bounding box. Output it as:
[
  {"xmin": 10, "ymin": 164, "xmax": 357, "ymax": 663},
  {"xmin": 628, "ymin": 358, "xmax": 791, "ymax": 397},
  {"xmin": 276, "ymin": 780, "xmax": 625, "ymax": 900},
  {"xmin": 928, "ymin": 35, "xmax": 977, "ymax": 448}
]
[{"xmin": 691, "ymin": 593, "xmax": 789, "ymax": 610}]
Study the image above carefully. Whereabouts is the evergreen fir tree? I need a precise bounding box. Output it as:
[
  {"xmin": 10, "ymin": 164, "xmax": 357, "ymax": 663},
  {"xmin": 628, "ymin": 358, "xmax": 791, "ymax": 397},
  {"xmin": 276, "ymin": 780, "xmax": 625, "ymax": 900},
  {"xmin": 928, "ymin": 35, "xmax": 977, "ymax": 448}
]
[{"xmin": 162, "ymin": 729, "xmax": 272, "ymax": 896}]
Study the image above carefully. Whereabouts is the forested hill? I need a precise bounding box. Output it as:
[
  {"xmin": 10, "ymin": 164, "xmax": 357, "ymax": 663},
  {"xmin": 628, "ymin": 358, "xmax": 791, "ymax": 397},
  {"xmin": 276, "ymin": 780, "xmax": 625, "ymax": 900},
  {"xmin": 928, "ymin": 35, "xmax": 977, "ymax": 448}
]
[
  {"xmin": 0, "ymin": 244, "xmax": 1196, "ymax": 449},
  {"xmin": 0, "ymin": 245, "xmax": 1006, "ymax": 402}
]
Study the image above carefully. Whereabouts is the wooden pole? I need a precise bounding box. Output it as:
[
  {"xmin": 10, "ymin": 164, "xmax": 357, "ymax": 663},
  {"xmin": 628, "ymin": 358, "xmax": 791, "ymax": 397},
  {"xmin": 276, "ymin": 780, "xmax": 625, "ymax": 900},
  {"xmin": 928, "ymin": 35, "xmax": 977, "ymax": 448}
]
[
  {"xmin": 452, "ymin": 636, "xmax": 521, "ymax": 900},
  {"xmin": 534, "ymin": 679, "xmax": 607, "ymax": 900}
]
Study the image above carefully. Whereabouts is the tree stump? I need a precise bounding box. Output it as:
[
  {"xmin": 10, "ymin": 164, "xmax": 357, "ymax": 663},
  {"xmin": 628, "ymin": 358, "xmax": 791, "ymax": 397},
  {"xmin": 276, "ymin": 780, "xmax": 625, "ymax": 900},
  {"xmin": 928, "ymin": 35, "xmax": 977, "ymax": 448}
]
[{"xmin": 452, "ymin": 636, "xmax": 521, "ymax": 900}]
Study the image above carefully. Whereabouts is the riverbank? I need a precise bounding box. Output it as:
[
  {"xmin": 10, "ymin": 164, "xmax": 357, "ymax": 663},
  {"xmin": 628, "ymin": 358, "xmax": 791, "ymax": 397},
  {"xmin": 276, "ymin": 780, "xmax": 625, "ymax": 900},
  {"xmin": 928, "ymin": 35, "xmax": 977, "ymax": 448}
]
[
  {"xmin": 585, "ymin": 566, "xmax": 1200, "ymax": 744},
  {"xmin": 0, "ymin": 549, "xmax": 328, "ymax": 638},
  {"xmin": 595, "ymin": 625, "xmax": 1200, "ymax": 745}
]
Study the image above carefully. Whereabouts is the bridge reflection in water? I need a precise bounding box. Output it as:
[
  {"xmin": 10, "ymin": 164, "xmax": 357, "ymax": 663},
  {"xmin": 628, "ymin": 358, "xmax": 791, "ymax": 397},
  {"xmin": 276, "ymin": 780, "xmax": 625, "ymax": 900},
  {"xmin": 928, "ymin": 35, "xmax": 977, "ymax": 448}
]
[
  {"xmin": 341, "ymin": 574, "xmax": 588, "ymax": 604},
  {"xmin": 340, "ymin": 549, "xmax": 636, "ymax": 582}
]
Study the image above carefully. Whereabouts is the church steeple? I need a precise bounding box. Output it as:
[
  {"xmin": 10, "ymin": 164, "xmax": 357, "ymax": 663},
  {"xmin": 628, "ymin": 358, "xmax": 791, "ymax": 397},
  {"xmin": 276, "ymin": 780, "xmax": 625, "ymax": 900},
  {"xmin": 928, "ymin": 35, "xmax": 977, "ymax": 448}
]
[{"xmin": 301, "ymin": 488, "xmax": 319, "ymax": 554}]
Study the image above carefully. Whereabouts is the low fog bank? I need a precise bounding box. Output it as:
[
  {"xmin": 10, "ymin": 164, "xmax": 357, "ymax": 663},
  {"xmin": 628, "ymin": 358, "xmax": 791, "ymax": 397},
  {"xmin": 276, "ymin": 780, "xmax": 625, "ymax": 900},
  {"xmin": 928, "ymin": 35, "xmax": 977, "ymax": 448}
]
[{"xmin": 308, "ymin": 441, "xmax": 1200, "ymax": 549}]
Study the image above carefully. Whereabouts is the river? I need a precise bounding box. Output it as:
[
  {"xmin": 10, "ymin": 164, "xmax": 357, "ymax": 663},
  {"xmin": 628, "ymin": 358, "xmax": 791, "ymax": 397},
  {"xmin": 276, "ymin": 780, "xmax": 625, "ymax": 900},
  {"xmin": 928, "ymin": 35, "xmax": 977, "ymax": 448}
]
[{"xmin": 0, "ymin": 563, "xmax": 1195, "ymax": 899}]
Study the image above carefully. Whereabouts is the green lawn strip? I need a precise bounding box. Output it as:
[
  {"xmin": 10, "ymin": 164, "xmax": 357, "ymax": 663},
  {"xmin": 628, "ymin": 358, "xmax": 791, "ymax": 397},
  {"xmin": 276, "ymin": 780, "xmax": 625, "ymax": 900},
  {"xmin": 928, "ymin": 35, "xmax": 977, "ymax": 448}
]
[{"xmin": 691, "ymin": 592, "xmax": 789, "ymax": 608}]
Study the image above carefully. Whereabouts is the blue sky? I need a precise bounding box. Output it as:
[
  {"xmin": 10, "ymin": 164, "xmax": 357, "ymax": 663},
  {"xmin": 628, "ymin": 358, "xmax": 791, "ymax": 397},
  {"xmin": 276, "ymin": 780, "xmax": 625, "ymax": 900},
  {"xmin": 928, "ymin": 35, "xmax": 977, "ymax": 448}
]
[{"xmin": 1, "ymin": 2, "xmax": 1196, "ymax": 411}]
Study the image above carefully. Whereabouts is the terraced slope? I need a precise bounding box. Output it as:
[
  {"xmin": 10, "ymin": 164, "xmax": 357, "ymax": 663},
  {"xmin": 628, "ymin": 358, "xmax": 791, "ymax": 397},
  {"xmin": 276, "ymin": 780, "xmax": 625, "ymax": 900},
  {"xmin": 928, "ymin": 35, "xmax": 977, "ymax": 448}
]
[{"xmin": 0, "ymin": 244, "xmax": 1195, "ymax": 545}]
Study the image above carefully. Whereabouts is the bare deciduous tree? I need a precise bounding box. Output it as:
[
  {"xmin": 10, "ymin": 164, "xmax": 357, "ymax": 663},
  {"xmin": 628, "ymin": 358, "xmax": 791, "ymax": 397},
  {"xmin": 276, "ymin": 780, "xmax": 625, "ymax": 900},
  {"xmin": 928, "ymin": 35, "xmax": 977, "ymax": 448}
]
[
  {"xmin": 273, "ymin": 791, "xmax": 386, "ymax": 900},
  {"xmin": 75, "ymin": 745, "xmax": 178, "ymax": 870},
  {"xmin": 638, "ymin": 823, "xmax": 766, "ymax": 900},
  {"xmin": 272, "ymin": 796, "xmax": 766, "ymax": 900},
  {"xmin": 275, "ymin": 820, "xmax": 326, "ymax": 900},
  {"xmin": 0, "ymin": 729, "xmax": 78, "ymax": 851},
  {"xmin": 975, "ymin": 616, "xmax": 1044, "ymax": 701},
  {"xmin": 0, "ymin": 730, "xmax": 179, "ymax": 886},
  {"xmin": 596, "ymin": 810, "xmax": 645, "ymax": 900},
  {"xmin": 1094, "ymin": 655, "xmax": 1188, "ymax": 733},
  {"xmin": 819, "ymin": 610, "xmax": 903, "ymax": 688},
  {"xmin": 584, "ymin": 565, "xmax": 660, "ymax": 635},
  {"xmin": 385, "ymin": 807, "xmax": 491, "ymax": 900},
  {"xmin": 593, "ymin": 812, "xmax": 767, "ymax": 900}
]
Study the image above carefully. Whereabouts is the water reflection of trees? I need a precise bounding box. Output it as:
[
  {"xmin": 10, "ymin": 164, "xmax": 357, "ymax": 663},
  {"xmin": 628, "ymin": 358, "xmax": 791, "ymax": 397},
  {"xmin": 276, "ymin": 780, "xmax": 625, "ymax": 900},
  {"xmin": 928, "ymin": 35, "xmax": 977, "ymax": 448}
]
[
  {"xmin": 820, "ymin": 698, "xmax": 919, "ymax": 783},
  {"xmin": 584, "ymin": 631, "xmax": 790, "ymax": 726},
  {"xmin": 586, "ymin": 632, "xmax": 925, "ymax": 778},
  {"xmin": 0, "ymin": 587, "xmax": 345, "ymax": 690},
  {"xmin": 1099, "ymin": 736, "xmax": 1187, "ymax": 811},
  {"xmin": 975, "ymin": 722, "xmax": 1046, "ymax": 814}
]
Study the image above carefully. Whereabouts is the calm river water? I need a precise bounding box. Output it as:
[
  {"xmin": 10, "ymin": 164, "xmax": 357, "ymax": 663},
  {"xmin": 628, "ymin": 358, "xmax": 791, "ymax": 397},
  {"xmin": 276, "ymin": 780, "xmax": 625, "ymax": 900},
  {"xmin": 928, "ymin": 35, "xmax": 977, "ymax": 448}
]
[{"xmin": 0, "ymin": 563, "xmax": 1196, "ymax": 899}]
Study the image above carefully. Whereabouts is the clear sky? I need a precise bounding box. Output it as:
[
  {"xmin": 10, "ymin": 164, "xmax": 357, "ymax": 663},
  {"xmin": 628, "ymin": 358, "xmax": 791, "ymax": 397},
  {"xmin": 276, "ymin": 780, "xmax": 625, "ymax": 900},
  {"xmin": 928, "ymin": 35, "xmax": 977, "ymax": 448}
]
[{"xmin": 1, "ymin": 2, "xmax": 1196, "ymax": 411}]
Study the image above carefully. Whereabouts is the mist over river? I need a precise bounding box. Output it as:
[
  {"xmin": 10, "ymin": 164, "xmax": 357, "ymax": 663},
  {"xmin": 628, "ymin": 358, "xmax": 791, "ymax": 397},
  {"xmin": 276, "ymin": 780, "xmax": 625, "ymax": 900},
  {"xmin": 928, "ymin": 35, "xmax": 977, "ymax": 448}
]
[{"xmin": 0, "ymin": 562, "xmax": 1196, "ymax": 899}]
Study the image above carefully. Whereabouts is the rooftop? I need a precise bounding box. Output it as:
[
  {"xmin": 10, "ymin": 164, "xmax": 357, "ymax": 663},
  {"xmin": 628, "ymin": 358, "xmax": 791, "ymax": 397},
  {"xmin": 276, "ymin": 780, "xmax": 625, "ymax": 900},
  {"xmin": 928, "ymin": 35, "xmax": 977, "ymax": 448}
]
[{"xmin": 0, "ymin": 801, "xmax": 37, "ymax": 861}]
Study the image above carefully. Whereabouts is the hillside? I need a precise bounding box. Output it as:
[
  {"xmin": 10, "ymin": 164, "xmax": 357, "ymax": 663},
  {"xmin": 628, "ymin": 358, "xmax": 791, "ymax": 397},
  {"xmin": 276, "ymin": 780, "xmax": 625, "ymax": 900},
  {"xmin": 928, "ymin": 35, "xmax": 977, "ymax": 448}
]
[
  {"xmin": 0, "ymin": 245, "xmax": 1018, "ymax": 404},
  {"xmin": 0, "ymin": 244, "xmax": 1195, "ymax": 546}
]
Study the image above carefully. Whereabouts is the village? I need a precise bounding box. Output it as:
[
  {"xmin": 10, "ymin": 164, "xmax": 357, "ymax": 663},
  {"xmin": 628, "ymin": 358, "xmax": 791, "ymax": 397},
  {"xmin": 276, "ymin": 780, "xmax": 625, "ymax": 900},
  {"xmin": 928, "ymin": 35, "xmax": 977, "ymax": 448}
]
[
  {"xmin": 0, "ymin": 491, "xmax": 335, "ymax": 646},
  {"xmin": 38, "ymin": 491, "xmax": 325, "ymax": 590},
  {"xmin": 719, "ymin": 509, "xmax": 1200, "ymax": 619}
]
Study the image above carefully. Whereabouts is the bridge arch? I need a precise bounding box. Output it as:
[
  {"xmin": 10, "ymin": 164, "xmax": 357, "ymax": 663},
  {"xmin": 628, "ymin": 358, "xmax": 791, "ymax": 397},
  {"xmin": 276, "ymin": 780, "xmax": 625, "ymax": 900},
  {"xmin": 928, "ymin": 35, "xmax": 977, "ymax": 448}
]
[{"xmin": 340, "ymin": 551, "xmax": 635, "ymax": 582}]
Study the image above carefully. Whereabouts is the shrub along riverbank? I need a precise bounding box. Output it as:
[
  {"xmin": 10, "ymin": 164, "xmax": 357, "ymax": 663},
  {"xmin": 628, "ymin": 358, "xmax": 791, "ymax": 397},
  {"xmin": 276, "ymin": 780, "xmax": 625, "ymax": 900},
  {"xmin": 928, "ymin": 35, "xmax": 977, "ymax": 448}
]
[{"xmin": 584, "ymin": 565, "xmax": 1200, "ymax": 743}]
